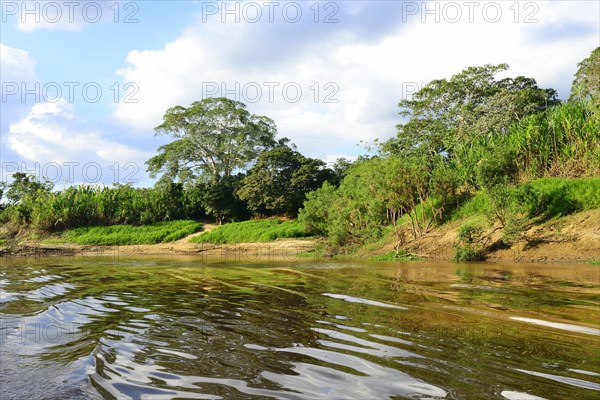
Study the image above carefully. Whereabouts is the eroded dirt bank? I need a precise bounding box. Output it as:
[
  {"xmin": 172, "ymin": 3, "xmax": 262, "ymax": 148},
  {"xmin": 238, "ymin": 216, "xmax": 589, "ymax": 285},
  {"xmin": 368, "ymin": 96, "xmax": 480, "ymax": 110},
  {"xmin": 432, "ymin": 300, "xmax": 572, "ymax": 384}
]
[{"xmin": 370, "ymin": 209, "xmax": 600, "ymax": 263}]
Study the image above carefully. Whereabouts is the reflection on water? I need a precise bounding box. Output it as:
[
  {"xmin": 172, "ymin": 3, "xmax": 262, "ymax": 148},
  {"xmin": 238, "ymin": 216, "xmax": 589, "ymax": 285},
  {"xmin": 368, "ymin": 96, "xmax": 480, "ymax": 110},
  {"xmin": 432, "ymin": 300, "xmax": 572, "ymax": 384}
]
[
  {"xmin": 510, "ymin": 317, "xmax": 600, "ymax": 336},
  {"xmin": 0, "ymin": 259, "xmax": 599, "ymax": 399}
]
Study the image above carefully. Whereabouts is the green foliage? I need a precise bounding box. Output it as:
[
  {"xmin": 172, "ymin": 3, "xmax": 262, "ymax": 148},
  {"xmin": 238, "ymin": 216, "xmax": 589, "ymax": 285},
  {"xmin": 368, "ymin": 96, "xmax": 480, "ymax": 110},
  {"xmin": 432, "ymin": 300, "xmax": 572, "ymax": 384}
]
[
  {"xmin": 384, "ymin": 64, "xmax": 558, "ymax": 158},
  {"xmin": 330, "ymin": 158, "xmax": 353, "ymax": 185},
  {"xmin": 508, "ymin": 100, "xmax": 600, "ymax": 178},
  {"xmin": 502, "ymin": 214, "xmax": 526, "ymax": 245},
  {"xmin": 196, "ymin": 175, "xmax": 250, "ymax": 224},
  {"xmin": 452, "ymin": 245, "xmax": 485, "ymax": 262},
  {"xmin": 514, "ymin": 177, "xmax": 600, "ymax": 220},
  {"xmin": 368, "ymin": 250, "xmax": 418, "ymax": 262},
  {"xmin": 0, "ymin": 181, "xmax": 5, "ymax": 205},
  {"xmin": 476, "ymin": 148, "xmax": 519, "ymax": 227},
  {"xmin": 476, "ymin": 148, "xmax": 519, "ymax": 190},
  {"xmin": 190, "ymin": 218, "xmax": 309, "ymax": 244},
  {"xmin": 237, "ymin": 146, "xmax": 334, "ymax": 216},
  {"xmin": 64, "ymin": 220, "xmax": 202, "ymax": 245},
  {"xmin": 299, "ymin": 154, "xmax": 461, "ymax": 249},
  {"xmin": 0, "ymin": 183, "xmax": 204, "ymax": 231},
  {"xmin": 457, "ymin": 222, "xmax": 484, "ymax": 245},
  {"xmin": 452, "ymin": 177, "xmax": 600, "ymax": 224},
  {"xmin": 298, "ymin": 182, "xmax": 338, "ymax": 236},
  {"xmin": 147, "ymin": 97, "xmax": 281, "ymax": 183},
  {"xmin": 4, "ymin": 55, "xmax": 600, "ymax": 261},
  {"xmin": 453, "ymin": 221, "xmax": 485, "ymax": 261},
  {"xmin": 5, "ymin": 173, "xmax": 53, "ymax": 204},
  {"xmin": 569, "ymin": 47, "xmax": 599, "ymax": 105}
]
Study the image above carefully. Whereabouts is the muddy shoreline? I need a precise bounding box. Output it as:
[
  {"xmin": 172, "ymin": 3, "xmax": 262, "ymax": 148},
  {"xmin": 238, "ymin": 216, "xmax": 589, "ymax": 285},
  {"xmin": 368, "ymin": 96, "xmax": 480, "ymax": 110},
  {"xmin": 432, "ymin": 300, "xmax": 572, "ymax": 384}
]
[{"xmin": 0, "ymin": 238, "xmax": 318, "ymax": 262}]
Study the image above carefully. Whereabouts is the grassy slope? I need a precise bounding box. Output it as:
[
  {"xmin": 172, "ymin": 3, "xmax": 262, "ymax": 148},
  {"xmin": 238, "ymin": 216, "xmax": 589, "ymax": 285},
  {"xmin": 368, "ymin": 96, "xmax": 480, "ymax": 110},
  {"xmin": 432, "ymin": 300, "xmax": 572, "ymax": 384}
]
[
  {"xmin": 453, "ymin": 177, "xmax": 600, "ymax": 222},
  {"xmin": 190, "ymin": 218, "xmax": 310, "ymax": 244},
  {"xmin": 64, "ymin": 220, "xmax": 203, "ymax": 245}
]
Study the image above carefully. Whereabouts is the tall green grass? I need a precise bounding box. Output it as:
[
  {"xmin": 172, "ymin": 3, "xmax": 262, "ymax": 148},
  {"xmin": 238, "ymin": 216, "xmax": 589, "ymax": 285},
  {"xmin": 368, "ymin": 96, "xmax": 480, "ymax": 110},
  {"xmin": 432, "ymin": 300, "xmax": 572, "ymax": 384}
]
[
  {"xmin": 64, "ymin": 220, "xmax": 202, "ymax": 245},
  {"xmin": 0, "ymin": 183, "xmax": 204, "ymax": 231},
  {"xmin": 452, "ymin": 176, "xmax": 600, "ymax": 222},
  {"xmin": 508, "ymin": 100, "xmax": 600, "ymax": 178},
  {"xmin": 190, "ymin": 218, "xmax": 309, "ymax": 244}
]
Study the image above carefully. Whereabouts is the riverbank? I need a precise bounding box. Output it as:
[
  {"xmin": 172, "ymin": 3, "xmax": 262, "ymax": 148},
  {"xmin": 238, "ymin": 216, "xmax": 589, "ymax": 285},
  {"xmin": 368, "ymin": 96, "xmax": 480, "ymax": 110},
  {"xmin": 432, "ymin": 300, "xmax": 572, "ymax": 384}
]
[
  {"xmin": 0, "ymin": 231, "xmax": 317, "ymax": 261},
  {"xmin": 1, "ymin": 209, "xmax": 598, "ymax": 263},
  {"xmin": 361, "ymin": 208, "xmax": 600, "ymax": 263}
]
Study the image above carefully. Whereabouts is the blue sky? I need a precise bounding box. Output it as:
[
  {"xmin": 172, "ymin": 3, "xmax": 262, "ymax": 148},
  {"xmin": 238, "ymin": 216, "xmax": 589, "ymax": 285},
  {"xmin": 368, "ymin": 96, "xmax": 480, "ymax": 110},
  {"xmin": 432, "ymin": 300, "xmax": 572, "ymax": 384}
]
[{"xmin": 1, "ymin": 0, "xmax": 599, "ymax": 187}]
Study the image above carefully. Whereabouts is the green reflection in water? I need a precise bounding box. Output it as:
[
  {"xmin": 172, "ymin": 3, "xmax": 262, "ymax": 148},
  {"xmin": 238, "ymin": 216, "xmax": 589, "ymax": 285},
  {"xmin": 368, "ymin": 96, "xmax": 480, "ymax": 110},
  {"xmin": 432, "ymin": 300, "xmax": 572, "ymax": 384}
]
[{"xmin": 0, "ymin": 257, "xmax": 598, "ymax": 399}]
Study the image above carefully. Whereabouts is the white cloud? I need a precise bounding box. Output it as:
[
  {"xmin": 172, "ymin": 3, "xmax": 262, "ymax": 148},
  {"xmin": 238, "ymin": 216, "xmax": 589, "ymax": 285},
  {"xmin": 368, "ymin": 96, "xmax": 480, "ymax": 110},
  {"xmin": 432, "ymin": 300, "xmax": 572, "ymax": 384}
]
[
  {"xmin": 111, "ymin": 1, "xmax": 598, "ymax": 160},
  {"xmin": 8, "ymin": 99, "xmax": 151, "ymax": 166},
  {"xmin": 1, "ymin": 43, "xmax": 153, "ymax": 185},
  {"xmin": 0, "ymin": 43, "xmax": 37, "ymax": 80}
]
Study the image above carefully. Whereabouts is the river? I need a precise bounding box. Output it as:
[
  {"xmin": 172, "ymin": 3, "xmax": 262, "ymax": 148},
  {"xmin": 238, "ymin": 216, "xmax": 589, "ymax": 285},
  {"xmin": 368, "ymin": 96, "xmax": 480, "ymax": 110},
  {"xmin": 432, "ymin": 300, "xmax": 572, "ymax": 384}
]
[{"xmin": 1, "ymin": 257, "xmax": 598, "ymax": 399}]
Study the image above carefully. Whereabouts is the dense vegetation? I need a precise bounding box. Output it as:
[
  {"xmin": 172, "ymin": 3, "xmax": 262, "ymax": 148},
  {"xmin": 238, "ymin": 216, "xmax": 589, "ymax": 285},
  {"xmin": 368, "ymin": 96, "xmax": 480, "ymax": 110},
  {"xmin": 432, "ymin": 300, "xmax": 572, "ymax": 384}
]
[
  {"xmin": 64, "ymin": 220, "xmax": 203, "ymax": 245},
  {"xmin": 299, "ymin": 50, "xmax": 600, "ymax": 257},
  {"xmin": 190, "ymin": 218, "xmax": 309, "ymax": 244},
  {"xmin": 0, "ymin": 179, "xmax": 204, "ymax": 231},
  {"xmin": 1, "ymin": 48, "xmax": 598, "ymax": 259}
]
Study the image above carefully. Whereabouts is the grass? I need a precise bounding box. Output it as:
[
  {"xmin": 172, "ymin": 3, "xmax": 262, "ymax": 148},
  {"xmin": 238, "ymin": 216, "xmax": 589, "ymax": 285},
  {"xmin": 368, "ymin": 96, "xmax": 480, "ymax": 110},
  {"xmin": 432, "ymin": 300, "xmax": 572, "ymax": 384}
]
[
  {"xmin": 368, "ymin": 250, "xmax": 419, "ymax": 262},
  {"xmin": 451, "ymin": 176, "xmax": 600, "ymax": 222},
  {"xmin": 519, "ymin": 176, "xmax": 600, "ymax": 219},
  {"xmin": 190, "ymin": 218, "xmax": 310, "ymax": 244},
  {"xmin": 0, "ymin": 239, "xmax": 5, "ymax": 246},
  {"xmin": 64, "ymin": 220, "xmax": 203, "ymax": 245}
]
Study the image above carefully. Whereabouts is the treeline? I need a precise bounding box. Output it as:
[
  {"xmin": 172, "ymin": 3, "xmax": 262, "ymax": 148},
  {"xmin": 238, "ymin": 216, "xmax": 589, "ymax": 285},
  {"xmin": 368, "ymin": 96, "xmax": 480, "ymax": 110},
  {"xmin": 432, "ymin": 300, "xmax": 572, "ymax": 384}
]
[
  {"xmin": 0, "ymin": 155, "xmax": 343, "ymax": 231},
  {"xmin": 299, "ymin": 100, "xmax": 599, "ymax": 247},
  {"xmin": 0, "ymin": 99, "xmax": 345, "ymax": 230},
  {"xmin": 299, "ymin": 49, "xmax": 600, "ymax": 255},
  {"xmin": 1, "ymin": 48, "xmax": 598, "ymax": 252}
]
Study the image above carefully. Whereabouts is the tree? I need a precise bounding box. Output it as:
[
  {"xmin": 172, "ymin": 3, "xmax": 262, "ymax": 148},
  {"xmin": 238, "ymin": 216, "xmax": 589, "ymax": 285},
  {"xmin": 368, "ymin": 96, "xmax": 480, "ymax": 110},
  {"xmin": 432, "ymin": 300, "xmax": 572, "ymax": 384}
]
[
  {"xmin": 298, "ymin": 182, "xmax": 338, "ymax": 236},
  {"xmin": 197, "ymin": 174, "xmax": 250, "ymax": 224},
  {"xmin": 237, "ymin": 146, "xmax": 334, "ymax": 216},
  {"xmin": 330, "ymin": 157, "xmax": 353, "ymax": 186},
  {"xmin": 569, "ymin": 47, "xmax": 600, "ymax": 106},
  {"xmin": 147, "ymin": 97, "xmax": 280, "ymax": 183},
  {"xmin": 476, "ymin": 147, "xmax": 519, "ymax": 227},
  {"xmin": 5, "ymin": 173, "xmax": 53, "ymax": 203},
  {"xmin": 0, "ymin": 182, "xmax": 5, "ymax": 211},
  {"xmin": 383, "ymin": 64, "xmax": 559, "ymax": 158}
]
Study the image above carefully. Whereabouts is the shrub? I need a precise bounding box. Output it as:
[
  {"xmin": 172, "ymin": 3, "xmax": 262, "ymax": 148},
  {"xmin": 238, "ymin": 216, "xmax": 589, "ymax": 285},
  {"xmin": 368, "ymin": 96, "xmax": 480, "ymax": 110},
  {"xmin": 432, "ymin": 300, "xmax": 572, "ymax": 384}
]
[
  {"xmin": 452, "ymin": 245, "xmax": 485, "ymax": 262},
  {"xmin": 453, "ymin": 222, "xmax": 485, "ymax": 262}
]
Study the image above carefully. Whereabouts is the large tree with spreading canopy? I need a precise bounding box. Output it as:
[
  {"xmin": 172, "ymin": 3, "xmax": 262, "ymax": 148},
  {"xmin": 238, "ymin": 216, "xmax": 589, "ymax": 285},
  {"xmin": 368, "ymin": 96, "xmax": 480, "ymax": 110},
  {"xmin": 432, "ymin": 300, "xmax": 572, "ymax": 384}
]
[{"xmin": 147, "ymin": 97, "xmax": 281, "ymax": 183}]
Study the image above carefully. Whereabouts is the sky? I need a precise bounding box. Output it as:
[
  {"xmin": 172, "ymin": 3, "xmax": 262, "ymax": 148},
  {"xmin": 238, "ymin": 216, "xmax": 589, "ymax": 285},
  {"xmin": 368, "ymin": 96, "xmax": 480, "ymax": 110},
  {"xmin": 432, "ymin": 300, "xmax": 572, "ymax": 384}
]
[{"xmin": 1, "ymin": 0, "xmax": 598, "ymax": 187}]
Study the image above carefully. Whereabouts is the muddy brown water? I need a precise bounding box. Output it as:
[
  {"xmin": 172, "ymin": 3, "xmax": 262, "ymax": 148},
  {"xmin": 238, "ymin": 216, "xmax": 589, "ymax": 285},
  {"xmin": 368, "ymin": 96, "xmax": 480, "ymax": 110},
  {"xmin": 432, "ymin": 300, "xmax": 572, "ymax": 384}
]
[{"xmin": 1, "ymin": 257, "xmax": 598, "ymax": 399}]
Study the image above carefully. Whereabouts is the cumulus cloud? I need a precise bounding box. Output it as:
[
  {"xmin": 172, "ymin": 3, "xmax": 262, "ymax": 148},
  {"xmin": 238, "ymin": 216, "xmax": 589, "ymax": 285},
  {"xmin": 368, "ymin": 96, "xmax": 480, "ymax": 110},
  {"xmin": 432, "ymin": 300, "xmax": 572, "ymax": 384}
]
[
  {"xmin": 1, "ymin": 43, "xmax": 153, "ymax": 184},
  {"xmin": 1, "ymin": 43, "xmax": 39, "ymax": 114},
  {"xmin": 6, "ymin": 99, "xmax": 152, "ymax": 184},
  {"xmin": 112, "ymin": 1, "xmax": 599, "ymax": 160},
  {"xmin": 0, "ymin": 43, "xmax": 37, "ymax": 81}
]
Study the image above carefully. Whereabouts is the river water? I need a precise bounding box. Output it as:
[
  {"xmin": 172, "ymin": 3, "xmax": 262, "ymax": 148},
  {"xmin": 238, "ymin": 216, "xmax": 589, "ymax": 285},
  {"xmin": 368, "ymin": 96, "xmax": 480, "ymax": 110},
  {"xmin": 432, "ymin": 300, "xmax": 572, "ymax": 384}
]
[{"xmin": 0, "ymin": 257, "xmax": 598, "ymax": 399}]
